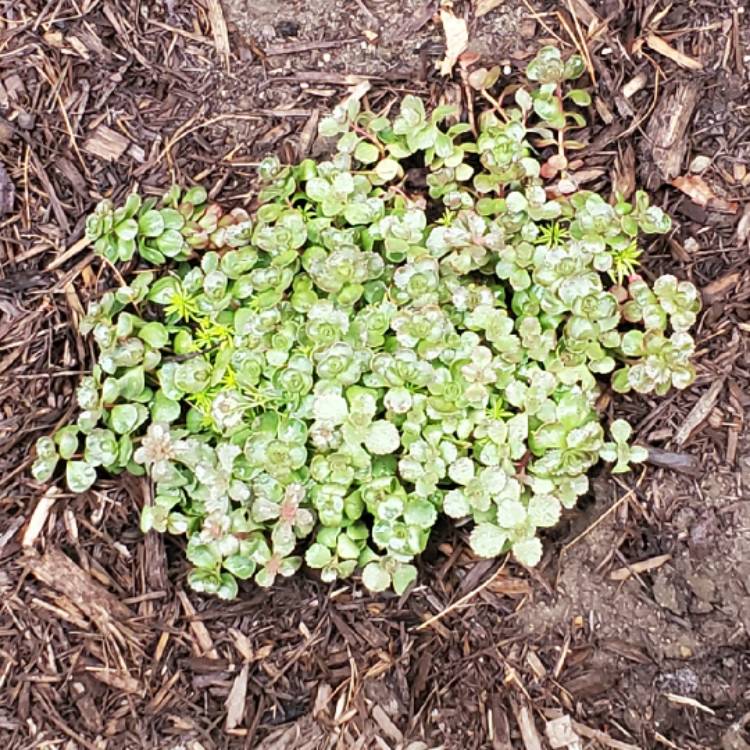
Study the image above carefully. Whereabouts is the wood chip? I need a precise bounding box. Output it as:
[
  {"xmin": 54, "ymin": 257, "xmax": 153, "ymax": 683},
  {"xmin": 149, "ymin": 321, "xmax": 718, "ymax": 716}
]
[
  {"xmin": 486, "ymin": 576, "xmax": 531, "ymax": 596},
  {"xmin": 612, "ymin": 143, "xmax": 636, "ymax": 200},
  {"xmin": 514, "ymin": 703, "xmax": 543, "ymax": 750},
  {"xmin": 313, "ymin": 682, "xmax": 332, "ymax": 719},
  {"xmin": 265, "ymin": 39, "xmax": 357, "ymax": 56},
  {"xmin": 178, "ymin": 590, "xmax": 219, "ymax": 659},
  {"xmin": 675, "ymin": 379, "xmax": 725, "ymax": 446},
  {"xmin": 206, "ymin": 0, "xmax": 230, "ymax": 59},
  {"xmin": 664, "ymin": 692, "xmax": 715, "ymax": 715},
  {"xmin": 610, "ymin": 553, "xmax": 672, "ymax": 581},
  {"xmin": 26, "ymin": 548, "xmax": 135, "ymax": 635},
  {"xmin": 0, "ymin": 117, "xmax": 13, "ymax": 144},
  {"xmin": 22, "ymin": 487, "xmax": 59, "ymax": 547},
  {"xmin": 671, "ymin": 174, "xmax": 738, "ymax": 214},
  {"xmin": 437, "ymin": 9, "xmax": 468, "ymax": 76},
  {"xmin": 84, "ymin": 663, "xmax": 141, "ymax": 694},
  {"xmin": 526, "ymin": 650, "xmax": 547, "ymax": 680},
  {"xmin": 0, "ymin": 162, "xmax": 13, "ymax": 216},
  {"xmin": 225, "ymin": 663, "xmax": 249, "ymax": 730},
  {"xmin": 229, "ymin": 628, "xmax": 254, "ymax": 662},
  {"xmin": 727, "ymin": 426, "xmax": 739, "ymax": 465},
  {"xmin": 601, "ymin": 639, "xmax": 651, "ymax": 664},
  {"xmin": 83, "ymin": 124, "xmax": 130, "ymax": 162},
  {"xmin": 622, "ymin": 72, "xmax": 648, "ymax": 99},
  {"xmin": 642, "ymin": 82, "xmax": 698, "ymax": 188},
  {"xmin": 371, "ymin": 705, "xmax": 403, "ymax": 744},
  {"xmin": 0, "ymin": 515, "xmax": 24, "ymax": 555},
  {"xmin": 491, "ymin": 699, "xmax": 513, "ymax": 750},
  {"xmin": 31, "ymin": 595, "xmax": 89, "ymax": 629},
  {"xmin": 646, "ymin": 447, "xmax": 699, "ymax": 475},
  {"xmin": 297, "ymin": 110, "xmax": 319, "ymax": 159},
  {"xmin": 645, "ymin": 33, "xmax": 703, "ymax": 70},
  {"xmin": 28, "ymin": 148, "xmax": 70, "ymax": 234},
  {"xmin": 570, "ymin": 719, "xmax": 641, "ymax": 750}
]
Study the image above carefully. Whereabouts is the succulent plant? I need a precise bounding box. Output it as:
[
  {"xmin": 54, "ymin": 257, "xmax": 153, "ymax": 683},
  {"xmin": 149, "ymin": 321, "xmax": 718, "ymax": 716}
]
[{"xmin": 32, "ymin": 46, "xmax": 699, "ymax": 598}]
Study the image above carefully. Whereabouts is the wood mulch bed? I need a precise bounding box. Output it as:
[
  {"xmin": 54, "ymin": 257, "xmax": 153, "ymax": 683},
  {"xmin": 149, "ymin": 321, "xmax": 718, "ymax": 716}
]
[{"xmin": 1, "ymin": 0, "xmax": 749, "ymax": 747}]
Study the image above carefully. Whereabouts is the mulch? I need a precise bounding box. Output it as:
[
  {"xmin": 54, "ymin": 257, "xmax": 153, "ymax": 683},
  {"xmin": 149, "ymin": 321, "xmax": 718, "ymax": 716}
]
[{"xmin": 1, "ymin": 0, "xmax": 749, "ymax": 748}]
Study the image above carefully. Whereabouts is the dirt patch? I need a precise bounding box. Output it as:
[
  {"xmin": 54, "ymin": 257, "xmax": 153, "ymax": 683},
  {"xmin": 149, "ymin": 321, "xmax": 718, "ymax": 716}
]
[
  {"xmin": 517, "ymin": 465, "xmax": 750, "ymax": 745},
  {"xmin": 221, "ymin": 0, "xmax": 530, "ymax": 79}
]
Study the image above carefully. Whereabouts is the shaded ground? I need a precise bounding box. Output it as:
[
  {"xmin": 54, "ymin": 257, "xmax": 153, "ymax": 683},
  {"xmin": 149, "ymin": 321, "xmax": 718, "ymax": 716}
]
[{"xmin": 1, "ymin": 0, "xmax": 750, "ymax": 748}]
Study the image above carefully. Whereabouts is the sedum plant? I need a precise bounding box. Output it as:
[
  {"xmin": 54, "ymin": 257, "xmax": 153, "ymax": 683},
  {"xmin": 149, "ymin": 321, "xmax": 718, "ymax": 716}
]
[{"xmin": 32, "ymin": 47, "xmax": 699, "ymax": 598}]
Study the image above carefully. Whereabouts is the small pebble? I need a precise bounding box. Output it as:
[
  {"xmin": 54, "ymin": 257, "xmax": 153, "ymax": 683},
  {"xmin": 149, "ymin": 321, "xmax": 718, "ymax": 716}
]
[
  {"xmin": 17, "ymin": 111, "xmax": 35, "ymax": 129},
  {"xmin": 684, "ymin": 237, "xmax": 700, "ymax": 253},
  {"xmin": 689, "ymin": 154, "xmax": 712, "ymax": 173}
]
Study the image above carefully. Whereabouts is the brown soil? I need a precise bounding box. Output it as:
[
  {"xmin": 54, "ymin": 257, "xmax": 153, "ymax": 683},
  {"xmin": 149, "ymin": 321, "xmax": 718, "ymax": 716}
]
[{"xmin": 1, "ymin": 0, "xmax": 750, "ymax": 748}]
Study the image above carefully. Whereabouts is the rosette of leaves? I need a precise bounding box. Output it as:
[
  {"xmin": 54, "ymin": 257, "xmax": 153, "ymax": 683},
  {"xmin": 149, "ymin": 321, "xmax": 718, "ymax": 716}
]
[{"xmin": 33, "ymin": 45, "xmax": 699, "ymax": 599}]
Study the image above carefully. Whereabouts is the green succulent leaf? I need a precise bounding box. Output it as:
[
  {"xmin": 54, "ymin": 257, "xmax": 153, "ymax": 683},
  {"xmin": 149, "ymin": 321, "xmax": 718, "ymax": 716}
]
[
  {"xmin": 111, "ymin": 404, "xmax": 139, "ymax": 434},
  {"xmin": 362, "ymin": 561, "xmax": 391, "ymax": 592},
  {"xmin": 512, "ymin": 537, "xmax": 543, "ymax": 566},
  {"xmin": 470, "ymin": 523, "xmax": 508, "ymax": 558},
  {"xmin": 139, "ymin": 210, "xmax": 165, "ymax": 238},
  {"xmin": 66, "ymin": 460, "xmax": 97, "ymax": 493}
]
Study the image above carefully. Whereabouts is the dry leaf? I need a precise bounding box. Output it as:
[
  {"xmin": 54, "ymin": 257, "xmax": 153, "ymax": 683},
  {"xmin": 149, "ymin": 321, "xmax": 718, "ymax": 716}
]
[
  {"xmin": 437, "ymin": 10, "xmax": 468, "ymax": 76},
  {"xmin": 703, "ymin": 271, "xmax": 740, "ymax": 303},
  {"xmin": 609, "ymin": 553, "xmax": 672, "ymax": 581},
  {"xmin": 674, "ymin": 379, "xmax": 724, "ymax": 446},
  {"xmin": 671, "ymin": 174, "xmax": 738, "ymax": 214},
  {"xmin": 476, "ymin": 0, "xmax": 505, "ymax": 17},
  {"xmin": 736, "ymin": 203, "xmax": 750, "ymax": 248},
  {"xmin": 568, "ymin": 167, "xmax": 606, "ymax": 186},
  {"xmin": 225, "ymin": 663, "xmax": 249, "ymax": 730},
  {"xmin": 645, "ymin": 33, "xmax": 703, "ymax": 70}
]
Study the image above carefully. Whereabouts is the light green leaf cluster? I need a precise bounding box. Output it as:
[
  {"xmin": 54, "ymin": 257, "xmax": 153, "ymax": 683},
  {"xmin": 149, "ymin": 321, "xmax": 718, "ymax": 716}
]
[{"xmin": 32, "ymin": 46, "xmax": 699, "ymax": 597}]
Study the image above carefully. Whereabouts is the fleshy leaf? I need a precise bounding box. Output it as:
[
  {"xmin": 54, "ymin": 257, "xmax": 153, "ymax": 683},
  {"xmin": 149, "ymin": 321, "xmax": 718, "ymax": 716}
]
[
  {"xmin": 512, "ymin": 537, "xmax": 543, "ymax": 567},
  {"xmin": 362, "ymin": 562, "xmax": 391, "ymax": 592},
  {"xmin": 66, "ymin": 461, "xmax": 97, "ymax": 493},
  {"xmin": 469, "ymin": 523, "xmax": 507, "ymax": 558}
]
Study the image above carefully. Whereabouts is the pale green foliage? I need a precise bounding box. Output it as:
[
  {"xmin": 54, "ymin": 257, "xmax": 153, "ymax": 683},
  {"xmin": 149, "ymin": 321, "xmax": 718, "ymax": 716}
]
[{"xmin": 31, "ymin": 47, "xmax": 699, "ymax": 598}]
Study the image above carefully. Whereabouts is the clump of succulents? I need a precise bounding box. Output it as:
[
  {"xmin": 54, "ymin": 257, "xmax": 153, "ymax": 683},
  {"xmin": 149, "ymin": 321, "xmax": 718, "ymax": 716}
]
[{"xmin": 32, "ymin": 47, "xmax": 700, "ymax": 598}]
